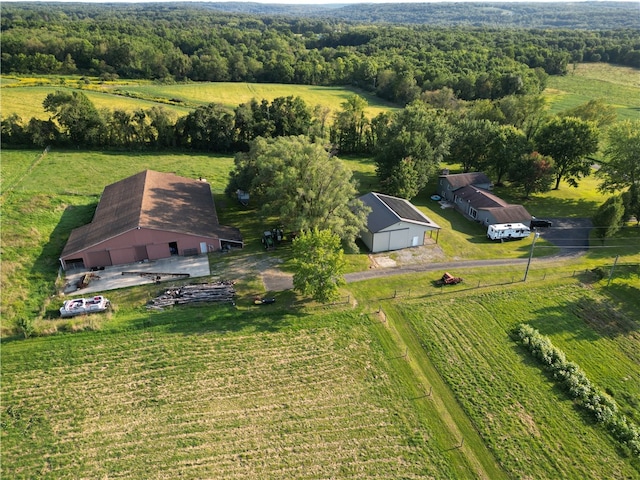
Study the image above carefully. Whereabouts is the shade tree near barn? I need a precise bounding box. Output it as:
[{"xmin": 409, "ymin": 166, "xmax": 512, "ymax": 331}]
[
  {"xmin": 291, "ymin": 228, "xmax": 346, "ymax": 303},
  {"xmin": 226, "ymin": 135, "xmax": 369, "ymax": 251},
  {"xmin": 534, "ymin": 116, "xmax": 599, "ymax": 190}
]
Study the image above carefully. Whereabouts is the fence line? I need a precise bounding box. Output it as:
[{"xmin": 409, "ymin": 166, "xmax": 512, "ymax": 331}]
[{"xmin": 368, "ymin": 263, "xmax": 638, "ymax": 304}]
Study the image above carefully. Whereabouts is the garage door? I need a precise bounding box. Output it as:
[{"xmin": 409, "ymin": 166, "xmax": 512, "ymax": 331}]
[{"xmin": 388, "ymin": 230, "xmax": 409, "ymax": 250}]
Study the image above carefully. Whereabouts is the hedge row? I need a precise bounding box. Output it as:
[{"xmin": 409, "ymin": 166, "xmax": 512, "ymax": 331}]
[{"xmin": 513, "ymin": 323, "xmax": 640, "ymax": 458}]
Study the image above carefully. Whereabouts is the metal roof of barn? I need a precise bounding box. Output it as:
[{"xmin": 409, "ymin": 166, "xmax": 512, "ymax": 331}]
[
  {"xmin": 359, "ymin": 192, "xmax": 440, "ymax": 233},
  {"xmin": 61, "ymin": 170, "xmax": 241, "ymax": 257}
]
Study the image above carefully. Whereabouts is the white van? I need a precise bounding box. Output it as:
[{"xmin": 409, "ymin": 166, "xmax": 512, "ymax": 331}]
[{"xmin": 487, "ymin": 223, "xmax": 531, "ymax": 241}]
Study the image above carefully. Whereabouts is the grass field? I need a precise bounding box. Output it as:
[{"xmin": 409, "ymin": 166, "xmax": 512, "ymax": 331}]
[
  {"xmin": 1, "ymin": 307, "xmax": 497, "ymax": 479},
  {"xmin": 348, "ymin": 278, "xmax": 640, "ymax": 478},
  {"xmin": 3, "ymin": 275, "xmax": 638, "ymax": 478},
  {"xmin": 3, "ymin": 63, "xmax": 638, "ymax": 124},
  {"xmin": 0, "ymin": 76, "xmax": 398, "ymax": 121},
  {"xmin": 544, "ymin": 63, "xmax": 640, "ymax": 121}
]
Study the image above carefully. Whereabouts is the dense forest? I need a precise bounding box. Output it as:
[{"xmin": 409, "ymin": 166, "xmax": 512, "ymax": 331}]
[
  {"xmin": 1, "ymin": 3, "xmax": 639, "ymax": 105},
  {"xmin": 207, "ymin": 1, "xmax": 640, "ymax": 29}
]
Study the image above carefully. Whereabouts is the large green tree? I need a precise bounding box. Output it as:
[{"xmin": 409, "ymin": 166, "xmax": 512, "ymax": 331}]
[
  {"xmin": 486, "ymin": 125, "xmax": 531, "ymax": 185},
  {"xmin": 508, "ymin": 152, "xmax": 555, "ymax": 199},
  {"xmin": 496, "ymin": 94, "xmax": 547, "ymax": 140},
  {"xmin": 560, "ymin": 99, "xmax": 617, "ymax": 129},
  {"xmin": 592, "ymin": 195, "xmax": 625, "ymax": 244},
  {"xmin": 226, "ymin": 136, "xmax": 369, "ymax": 251},
  {"xmin": 42, "ymin": 90, "xmax": 103, "ymax": 146},
  {"xmin": 291, "ymin": 228, "xmax": 346, "ymax": 303},
  {"xmin": 178, "ymin": 103, "xmax": 235, "ymax": 152},
  {"xmin": 447, "ymin": 117, "xmax": 497, "ymax": 173},
  {"xmin": 534, "ymin": 116, "xmax": 599, "ymax": 189},
  {"xmin": 375, "ymin": 101, "xmax": 451, "ymax": 199},
  {"xmin": 598, "ymin": 119, "xmax": 640, "ymax": 223},
  {"xmin": 331, "ymin": 94, "xmax": 369, "ymax": 154}
]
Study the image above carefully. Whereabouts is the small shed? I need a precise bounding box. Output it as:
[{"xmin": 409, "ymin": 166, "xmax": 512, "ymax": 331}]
[
  {"xmin": 358, "ymin": 192, "xmax": 441, "ymax": 253},
  {"xmin": 60, "ymin": 170, "xmax": 243, "ymax": 271}
]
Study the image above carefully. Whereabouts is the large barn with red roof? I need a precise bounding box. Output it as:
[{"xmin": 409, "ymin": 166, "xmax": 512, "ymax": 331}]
[{"xmin": 59, "ymin": 170, "xmax": 242, "ymax": 271}]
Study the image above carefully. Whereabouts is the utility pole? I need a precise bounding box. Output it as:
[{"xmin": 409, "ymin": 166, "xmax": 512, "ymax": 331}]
[
  {"xmin": 523, "ymin": 231, "xmax": 540, "ymax": 282},
  {"xmin": 607, "ymin": 255, "xmax": 620, "ymax": 287}
]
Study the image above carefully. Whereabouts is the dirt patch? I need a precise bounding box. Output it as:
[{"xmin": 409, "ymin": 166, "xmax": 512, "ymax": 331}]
[
  {"xmin": 212, "ymin": 252, "xmax": 283, "ymax": 282},
  {"xmin": 369, "ymin": 242, "xmax": 446, "ymax": 269},
  {"xmin": 509, "ymin": 402, "xmax": 540, "ymax": 438},
  {"xmin": 261, "ymin": 268, "xmax": 293, "ymax": 292}
]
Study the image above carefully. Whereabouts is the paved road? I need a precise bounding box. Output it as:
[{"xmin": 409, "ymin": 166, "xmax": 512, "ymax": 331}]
[{"xmin": 262, "ymin": 217, "xmax": 593, "ymax": 291}]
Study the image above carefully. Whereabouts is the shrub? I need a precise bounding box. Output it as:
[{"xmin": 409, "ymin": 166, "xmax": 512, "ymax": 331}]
[{"xmin": 513, "ymin": 323, "xmax": 640, "ymax": 457}]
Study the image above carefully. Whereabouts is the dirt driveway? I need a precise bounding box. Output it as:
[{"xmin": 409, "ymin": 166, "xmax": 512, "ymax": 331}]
[{"xmin": 261, "ymin": 242, "xmax": 447, "ymax": 292}]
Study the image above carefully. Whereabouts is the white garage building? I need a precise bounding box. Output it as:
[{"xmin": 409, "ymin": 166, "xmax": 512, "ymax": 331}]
[{"xmin": 358, "ymin": 192, "xmax": 441, "ymax": 253}]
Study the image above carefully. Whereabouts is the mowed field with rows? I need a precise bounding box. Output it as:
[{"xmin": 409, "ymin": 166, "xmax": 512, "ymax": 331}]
[
  {"xmin": 3, "ymin": 309, "xmax": 487, "ymax": 479},
  {"xmin": 3, "ymin": 276, "xmax": 640, "ymax": 478},
  {"xmin": 350, "ymin": 278, "xmax": 640, "ymax": 478}
]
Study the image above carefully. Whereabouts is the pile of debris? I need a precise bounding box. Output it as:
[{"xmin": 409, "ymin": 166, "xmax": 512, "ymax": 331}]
[{"xmin": 147, "ymin": 281, "xmax": 236, "ymax": 310}]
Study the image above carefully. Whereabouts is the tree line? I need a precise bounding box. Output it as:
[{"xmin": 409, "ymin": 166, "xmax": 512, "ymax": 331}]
[
  {"xmin": 3, "ymin": 87, "xmax": 638, "ymax": 227},
  {"xmin": 2, "ymin": 4, "xmax": 639, "ymax": 104}
]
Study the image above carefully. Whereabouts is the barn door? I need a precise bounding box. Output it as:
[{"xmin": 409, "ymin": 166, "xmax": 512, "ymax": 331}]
[
  {"xmin": 412, "ymin": 235, "xmax": 420, "ymax": 247},
  {"xmin": 134, "ymin": 245, "xmax": 148, "ymax": 262}
]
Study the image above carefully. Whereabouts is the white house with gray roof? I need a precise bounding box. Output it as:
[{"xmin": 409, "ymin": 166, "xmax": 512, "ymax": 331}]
[{"xmin": 358, "ymin": 192, "xmax": 441, "ymax": 253}]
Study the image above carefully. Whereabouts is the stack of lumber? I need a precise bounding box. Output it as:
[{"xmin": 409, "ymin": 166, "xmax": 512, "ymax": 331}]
[{"xmin": 147, "ymin": 282, "xmax": 235, "ymax": 309}]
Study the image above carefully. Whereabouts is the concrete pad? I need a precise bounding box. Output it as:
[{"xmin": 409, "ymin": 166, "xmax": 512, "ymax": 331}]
[
  {"xmin": 373, "ymin": 256, "xmax": 397, "ymax": 268},
  {"xmin": 63, "ymin": 255, "xmax": 211, "ymax": 295}
]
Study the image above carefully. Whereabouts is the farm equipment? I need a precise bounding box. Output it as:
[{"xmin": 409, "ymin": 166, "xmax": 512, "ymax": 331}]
[
  {"xmin": 261, "ymin": 230, "xmax": 275, "ymax": 249},
  {"xmin": 121, "ymin": 271, "xmax": 190, "ymax": 283},
  {"xmin": 437, "ymin": 272, "xmax": 463, "ymax": 285}
]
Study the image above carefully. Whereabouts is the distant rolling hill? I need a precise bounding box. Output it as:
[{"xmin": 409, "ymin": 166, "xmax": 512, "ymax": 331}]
[{"xmin": 205, "ymin": 2, "xmax": 639, "ymax": 29}]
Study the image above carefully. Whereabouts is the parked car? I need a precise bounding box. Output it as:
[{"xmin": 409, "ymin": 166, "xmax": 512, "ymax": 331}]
[{"xmin": 530, "ymin": 218, "xmax": 553, "ymax": 229}]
